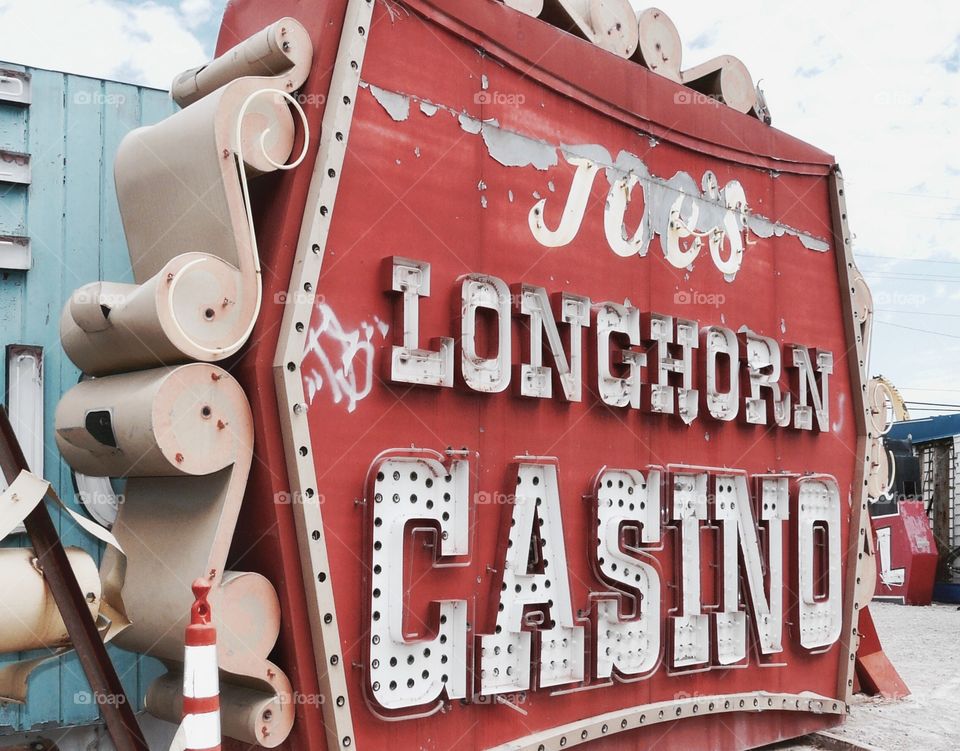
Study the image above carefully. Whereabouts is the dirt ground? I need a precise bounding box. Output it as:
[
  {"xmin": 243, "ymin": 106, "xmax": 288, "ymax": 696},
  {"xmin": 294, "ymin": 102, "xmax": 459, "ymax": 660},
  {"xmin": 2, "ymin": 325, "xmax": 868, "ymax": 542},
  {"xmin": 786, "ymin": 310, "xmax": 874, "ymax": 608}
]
[{"xmin": 780, "ymin": 601, "xmax": 960, "ymax": 750}]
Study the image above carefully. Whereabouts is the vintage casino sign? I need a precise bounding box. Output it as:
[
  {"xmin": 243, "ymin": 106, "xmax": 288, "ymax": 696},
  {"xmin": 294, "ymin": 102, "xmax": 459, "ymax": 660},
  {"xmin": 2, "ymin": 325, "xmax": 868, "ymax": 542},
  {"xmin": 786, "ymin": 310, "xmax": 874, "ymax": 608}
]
[{"xmin": 210, "ymin": 1, "xmax": 875, "ymax": 749}]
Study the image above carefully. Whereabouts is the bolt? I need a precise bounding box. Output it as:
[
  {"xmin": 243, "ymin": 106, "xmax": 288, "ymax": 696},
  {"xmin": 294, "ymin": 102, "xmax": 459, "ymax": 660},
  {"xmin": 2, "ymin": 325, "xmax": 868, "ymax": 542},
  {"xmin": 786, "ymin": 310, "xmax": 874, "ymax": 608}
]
[
  {"xmin": 211, "ymin": 372, "xmax": 222, "ymax": 381},
  {"xmin": 175, "ymin": 452, "xmax": 184, "ymax": 463}
]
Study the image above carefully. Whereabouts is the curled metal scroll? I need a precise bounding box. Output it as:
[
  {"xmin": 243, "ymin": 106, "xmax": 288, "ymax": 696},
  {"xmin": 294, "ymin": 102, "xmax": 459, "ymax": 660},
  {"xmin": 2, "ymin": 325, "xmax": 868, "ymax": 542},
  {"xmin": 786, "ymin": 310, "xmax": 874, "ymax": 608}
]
[{"xmin": 55, "ymin": 16, "xmax": 313, "ymax": 748}]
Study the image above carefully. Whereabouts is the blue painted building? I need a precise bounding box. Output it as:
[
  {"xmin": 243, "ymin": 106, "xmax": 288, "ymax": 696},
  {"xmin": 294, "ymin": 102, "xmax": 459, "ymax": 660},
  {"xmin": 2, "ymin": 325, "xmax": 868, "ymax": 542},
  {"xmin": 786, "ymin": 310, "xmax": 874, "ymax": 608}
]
[
  {"xmin": 888, "ymin": 414, "xmax": 960, "ymax": 598},
  {"xmin": 0, "ymin": 62, "xmax": 175, "ymax": 735}
]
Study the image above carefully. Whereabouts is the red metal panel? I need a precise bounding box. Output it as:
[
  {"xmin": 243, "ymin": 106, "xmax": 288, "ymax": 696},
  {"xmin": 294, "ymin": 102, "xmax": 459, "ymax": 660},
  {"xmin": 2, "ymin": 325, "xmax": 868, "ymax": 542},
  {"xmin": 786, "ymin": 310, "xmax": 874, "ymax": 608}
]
[
  {"xmin": 215, "ymin": 2, "xmax": 862, "ymax": 749},
  {"xmin": 871, "ymin": 501, "xmax": 939, "ymax": 605}
]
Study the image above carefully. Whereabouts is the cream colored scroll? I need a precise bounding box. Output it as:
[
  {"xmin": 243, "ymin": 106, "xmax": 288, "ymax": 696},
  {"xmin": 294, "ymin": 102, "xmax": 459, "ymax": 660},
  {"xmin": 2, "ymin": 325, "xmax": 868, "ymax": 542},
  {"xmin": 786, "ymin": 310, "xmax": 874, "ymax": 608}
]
[
  {"xmin": 60, "ymin": 18, "xmax": 312, "ymax": 377},
  {"xmin": 56, "ymin": 364, "xmax": 293, "ymax": 747}
]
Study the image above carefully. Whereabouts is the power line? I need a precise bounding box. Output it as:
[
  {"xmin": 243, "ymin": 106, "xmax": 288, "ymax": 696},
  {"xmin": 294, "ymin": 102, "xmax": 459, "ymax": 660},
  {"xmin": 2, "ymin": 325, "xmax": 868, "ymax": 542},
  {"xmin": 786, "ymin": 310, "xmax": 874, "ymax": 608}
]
[
  {"xmin": 905, "ymin": 401, "xmax": 960, "ymax": 408},
  {"xmin": 876, "ymin": 309, "xmax": 960, "ymax": 319},
  {"xmin": 874, "ymin": 321, "xmax": 960, "ymax": 339},
  {"xmin": 856, "ymin": 253, "xmax": 960, "ymax": 265},
  {"xmin": 893, "ymin": 386, "xmax": 960, "ymax": 393},
  {"xmin": 863, "ymin": 270, "xmax": 960, "ymax": 281}
]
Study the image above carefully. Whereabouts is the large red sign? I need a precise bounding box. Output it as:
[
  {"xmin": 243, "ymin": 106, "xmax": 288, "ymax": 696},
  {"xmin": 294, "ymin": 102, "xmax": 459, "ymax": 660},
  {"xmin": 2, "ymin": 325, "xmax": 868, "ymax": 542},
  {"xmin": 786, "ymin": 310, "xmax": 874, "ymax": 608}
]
[{"xmin": 218, "ymin": 1, "xmax": 874, "ymax": 749}]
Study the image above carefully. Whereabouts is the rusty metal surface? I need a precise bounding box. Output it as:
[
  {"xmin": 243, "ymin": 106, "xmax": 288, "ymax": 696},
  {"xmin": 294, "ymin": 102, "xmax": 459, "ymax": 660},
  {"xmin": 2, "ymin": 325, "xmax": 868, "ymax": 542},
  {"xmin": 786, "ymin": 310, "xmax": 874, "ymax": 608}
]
[{"xmin": 0, "ymin": 408, "xmax": 147, "ymax": 751}]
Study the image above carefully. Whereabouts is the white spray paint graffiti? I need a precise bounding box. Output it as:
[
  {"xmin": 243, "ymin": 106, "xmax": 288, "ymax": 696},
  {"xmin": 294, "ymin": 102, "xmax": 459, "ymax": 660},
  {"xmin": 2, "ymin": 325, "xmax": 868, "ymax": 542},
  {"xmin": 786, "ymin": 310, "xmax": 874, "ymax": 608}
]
[{"xmin": 303, "ymin": 302, "xmax": 389, "ymax": 413}]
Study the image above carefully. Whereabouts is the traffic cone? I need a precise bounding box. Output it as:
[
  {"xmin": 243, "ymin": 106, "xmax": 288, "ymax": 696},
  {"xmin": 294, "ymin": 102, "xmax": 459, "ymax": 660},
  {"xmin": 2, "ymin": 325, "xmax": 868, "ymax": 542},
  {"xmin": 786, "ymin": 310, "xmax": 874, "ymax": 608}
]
[{"xmin": 181, "ymin": 578, "xmax": 221, "ymax": 751}]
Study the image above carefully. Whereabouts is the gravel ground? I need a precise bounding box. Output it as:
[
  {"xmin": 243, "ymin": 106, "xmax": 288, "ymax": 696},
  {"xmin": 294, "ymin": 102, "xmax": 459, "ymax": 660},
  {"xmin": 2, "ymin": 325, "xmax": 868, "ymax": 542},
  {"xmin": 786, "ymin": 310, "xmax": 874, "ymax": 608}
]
[{"xmin": 778, "ymin": 601, "xmax": 960, "ymax": 750}]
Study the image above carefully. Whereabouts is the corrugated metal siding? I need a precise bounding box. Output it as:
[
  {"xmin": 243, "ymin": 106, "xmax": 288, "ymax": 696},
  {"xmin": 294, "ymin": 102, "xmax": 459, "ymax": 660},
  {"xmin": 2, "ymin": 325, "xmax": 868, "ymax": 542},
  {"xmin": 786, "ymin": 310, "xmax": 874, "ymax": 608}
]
[{"xmin": 0, "ymin": 64, "xmax": 177, "ymax": 732}]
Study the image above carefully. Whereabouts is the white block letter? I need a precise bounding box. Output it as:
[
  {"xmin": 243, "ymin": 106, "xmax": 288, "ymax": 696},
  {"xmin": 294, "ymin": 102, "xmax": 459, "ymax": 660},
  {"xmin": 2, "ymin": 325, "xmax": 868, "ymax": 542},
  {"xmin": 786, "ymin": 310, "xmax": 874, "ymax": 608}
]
[
  {"xmin": 460, "ymin": 274, "xmax": 511, "ymax": 393},
  {"xmin": 479, "ymin": 463, "xmax": 584, "ymax": 694},
  {"xmin": 389, "ymin": 257, "xmax": 454, "ymax": 387},
  {"xmin": 594, "ymin": 468, "xmax": 661, "ymax": 678},
  {"xmin": 368, "ymin": 456, "xmax": 469, "ymax": 710},
  {"xmin": 516, "ymin": 285, "xmax": 589, "ymax": 400}
]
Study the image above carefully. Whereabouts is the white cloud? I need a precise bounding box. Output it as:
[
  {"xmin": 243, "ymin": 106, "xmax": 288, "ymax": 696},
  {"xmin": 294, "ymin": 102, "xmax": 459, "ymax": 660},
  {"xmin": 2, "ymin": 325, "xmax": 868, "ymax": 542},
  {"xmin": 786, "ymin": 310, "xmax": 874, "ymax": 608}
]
[
  {"xmin": 0, "ymin": 0, "xmax": 211, "ymax": 89},
  {"xmin": 628, "ymin": 1, "xmax": 960, "ymax": 412},
  {"xmin": 631, "ymin": 0, "xmax": 960, "ymax": 264},
  {"xmin": 179, "ymin": 0, "xmax": 216, "ymax": 28}
]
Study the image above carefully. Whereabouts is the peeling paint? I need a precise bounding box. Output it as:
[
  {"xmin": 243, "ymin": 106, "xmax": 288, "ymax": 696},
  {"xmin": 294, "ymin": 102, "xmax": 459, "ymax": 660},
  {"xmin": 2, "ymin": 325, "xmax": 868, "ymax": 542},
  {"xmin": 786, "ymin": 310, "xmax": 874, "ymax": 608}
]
[
  {"xmin": 370, "ymin": 84, "xmax": 410, "ymax": 122},
  {"xmin": 459, "ymin": 113, "xmax": 483, "ymax": 134},
  {"xmin": 748, "ymin": 215, "xmax": 830, "ymax": 252},
  {"xmin": 481, "ymin": 125, "xmax": 558, "ymax": 170},
  {"xmin": 362, "ymin": 83, "xmax": 831, "ymax": 260}
]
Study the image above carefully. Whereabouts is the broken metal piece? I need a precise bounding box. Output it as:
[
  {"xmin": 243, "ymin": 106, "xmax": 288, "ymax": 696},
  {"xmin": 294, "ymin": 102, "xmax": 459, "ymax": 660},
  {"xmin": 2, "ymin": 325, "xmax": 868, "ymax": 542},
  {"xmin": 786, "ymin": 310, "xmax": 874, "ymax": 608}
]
[{"xmin": 0, "ymin": 408, "xmax": 148, "ymax": 751}]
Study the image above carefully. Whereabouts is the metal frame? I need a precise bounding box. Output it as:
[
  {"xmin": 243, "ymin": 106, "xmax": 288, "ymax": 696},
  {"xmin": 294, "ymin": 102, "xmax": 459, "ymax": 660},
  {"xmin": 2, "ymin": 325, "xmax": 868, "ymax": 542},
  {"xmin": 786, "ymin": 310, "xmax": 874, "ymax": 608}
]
[
  {"xmin": 828, "ymin": 167, "xmax": 876, "ymax": 703},
  {"xmin": 271, "ymin": 0, "xmax": 376, "ymax": 749},
  {"xmin": 0, "ymin": 149, "xmax": 30, "ymax": 185},
  {"xmin": 0, "ymin": 68, "xmax": 30, "ymax": 105},
  {"xmin": 0, "ymin": 234, "xmax": 31, "ymax": 270},
  {"xmin": 483, "ymin": 691, "xmax": 845, "ymax": 751},
  {"xmin": 5, "ymin": 344, "xmax": 44, "ymax": 476}
]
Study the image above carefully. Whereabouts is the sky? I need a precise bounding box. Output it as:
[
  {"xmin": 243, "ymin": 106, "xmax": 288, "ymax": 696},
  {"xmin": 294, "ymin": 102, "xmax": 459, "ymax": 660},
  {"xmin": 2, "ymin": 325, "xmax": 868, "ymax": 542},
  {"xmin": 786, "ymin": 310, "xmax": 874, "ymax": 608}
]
[{"xmin": 0, "ymin": 0, "xmax": 957, "ymax": 419}]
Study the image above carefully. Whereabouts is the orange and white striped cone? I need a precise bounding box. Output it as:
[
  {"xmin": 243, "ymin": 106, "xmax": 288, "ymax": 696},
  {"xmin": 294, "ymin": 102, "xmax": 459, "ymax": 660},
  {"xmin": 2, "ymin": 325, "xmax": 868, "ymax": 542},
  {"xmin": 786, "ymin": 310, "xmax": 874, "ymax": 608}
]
[{"xmin": 181, "ymin": 578, "xmax": 221, "ymax": 751}]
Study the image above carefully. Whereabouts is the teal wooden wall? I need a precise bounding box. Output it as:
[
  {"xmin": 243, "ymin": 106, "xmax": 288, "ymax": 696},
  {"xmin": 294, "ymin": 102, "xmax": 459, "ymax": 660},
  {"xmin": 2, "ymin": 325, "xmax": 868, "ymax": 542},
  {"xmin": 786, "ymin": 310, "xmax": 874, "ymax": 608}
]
[{"xmin": 0, "ymin": 65, "xmax": 177, "ymax": 732}]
